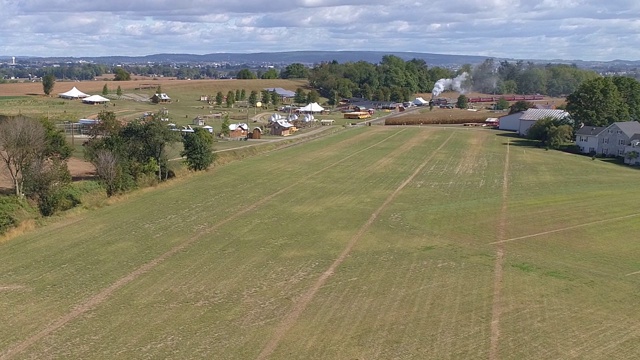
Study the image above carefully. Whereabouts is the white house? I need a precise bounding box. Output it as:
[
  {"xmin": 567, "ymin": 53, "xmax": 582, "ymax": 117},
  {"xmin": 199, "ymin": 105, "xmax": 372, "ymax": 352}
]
[
  {"xmin": 575, "ymin": 125, "xmax": 607, "ymax": 155},
  {"xmin": 574, "ymin": 121, "xmax": 640, "ymax": 157},
  {"xmin": 518, "ymin": 109, "xmax": 569, "ymax": 136}
]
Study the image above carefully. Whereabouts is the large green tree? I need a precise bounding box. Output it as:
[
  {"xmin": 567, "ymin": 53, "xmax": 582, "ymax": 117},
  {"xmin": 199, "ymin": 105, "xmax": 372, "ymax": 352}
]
[
  {"xmin": 527, "ymin": 116, "xmax": 573, "ymax": 149},
  {"xmin": 248, "ymin": 90, "xmax": 258, "ymax": 106},
  {"xmin": 113, "ymin": 68, "xmax": 131, "ymax": 81},
  {"xmin": 566, "ymin": 77, "xmax": 629, "ymax": 127},
  {"xmin": 261, "ymin": 68, "xmax": 278, "ymax": 79},
  {"xmin": 42, "ymin": 74, "xmax": 55, "ymax": 96},
  {"xmin": 226, "ymin": 90, "xmax": 235, "ymax": 108},
  {"xmin": 611, "ymin": 76, "xmax": 640, "ymax": 121},
  {"xmin": 215, "ymin": 91, "xmax": 224, "ymax": 107},
  {"xmin": 294, "ymin": 88, "xmax": 306, "ymax": 104},
  {"xmin": 236, "ymin": 69, "xmax": 256, "ymax": 79},
  {"xmin": 456, "ymin": 94, "xmax": 468, "ymax": 109},
  {"xmin": 280, "ymin": 63, "xmax": 309, "ymax": 79},
  {"xmin": 181, "ymin": 128, "xmax": 215, "ymax": 171}
]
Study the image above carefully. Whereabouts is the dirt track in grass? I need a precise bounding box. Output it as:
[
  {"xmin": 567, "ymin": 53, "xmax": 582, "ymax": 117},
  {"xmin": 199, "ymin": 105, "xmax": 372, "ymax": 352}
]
[
  {"xmin": 0, "ymin": 128, "xmax": 407, "ymax": 360},
  {"xmin": 490, "ymin": 139, "xmax": 510, "ymax": 360},
  {"xmin": 255, "ymin": 131, "xmax": 455, "ymax": 360}
]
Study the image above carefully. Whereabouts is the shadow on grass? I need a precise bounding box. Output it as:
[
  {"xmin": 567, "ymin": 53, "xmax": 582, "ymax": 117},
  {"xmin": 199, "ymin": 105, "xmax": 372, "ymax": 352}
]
[{"xmin": 494, "ymin": 131, "xmax": 540, "ymax": 148}]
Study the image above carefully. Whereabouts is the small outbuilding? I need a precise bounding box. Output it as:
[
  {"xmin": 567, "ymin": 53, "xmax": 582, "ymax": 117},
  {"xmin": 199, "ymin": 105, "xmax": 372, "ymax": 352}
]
[
  {"xmin": 271, "ymin": 120, "xmax": 295, "ymax": 136},
  {"xmin": 151, "ymin": 93, "xmax": 171, "ymax": 103},
  {"xmin": 229, "ymin": 123, "xmax": 249, "ymax": 138},
  {"xmin": 250, "ymin": 127, "xmax": 262, "ymax": 139},
  {"xmin": 193, "ymin": 117, "xmax": 206, "ymax": 126}
]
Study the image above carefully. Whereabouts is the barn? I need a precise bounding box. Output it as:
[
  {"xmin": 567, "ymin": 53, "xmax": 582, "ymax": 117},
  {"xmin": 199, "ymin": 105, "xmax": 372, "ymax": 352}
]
[{"xmin": 498, "ymin": 111, "xmax": 524, "ymax": 131}]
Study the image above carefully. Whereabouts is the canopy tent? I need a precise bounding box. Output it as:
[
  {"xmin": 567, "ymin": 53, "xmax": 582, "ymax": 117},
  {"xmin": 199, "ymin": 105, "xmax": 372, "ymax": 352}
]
[
  {"xmin": 413, "ymin": 97, "xmax": 428, "ymax": 106},
  {"xmin": 299, "ymin": 102, "xmax": 324, "ymax": 113},
  {"xmin": 82, "ymin": 95, "xmax": 110, "ymax": 104},
  {"xmin": 59, "ymin": 87, "xmax": 90, "ymax": 99}
]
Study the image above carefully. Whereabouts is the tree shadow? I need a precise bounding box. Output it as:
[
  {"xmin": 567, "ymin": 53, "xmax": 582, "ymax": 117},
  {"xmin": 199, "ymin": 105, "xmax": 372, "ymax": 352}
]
[{"xmin": 494, "ymin": 131, "xmax": 539, "ymax": 147}]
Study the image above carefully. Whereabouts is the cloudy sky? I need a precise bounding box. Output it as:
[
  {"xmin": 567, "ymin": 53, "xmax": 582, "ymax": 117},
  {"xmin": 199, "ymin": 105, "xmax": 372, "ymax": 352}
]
[{"xmin": 1, "ymin": 0, "xmax": 639, "ymax": 61}]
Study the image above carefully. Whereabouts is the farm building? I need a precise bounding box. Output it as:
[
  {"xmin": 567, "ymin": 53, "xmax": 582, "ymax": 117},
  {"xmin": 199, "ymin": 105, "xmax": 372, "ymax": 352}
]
[
  {"xmin": 344, "ymin": 111, "xmax": 371, "ymax": 120},
  {"xmin": 271, "ymin": 120, "xmax": 296, "ymax": 136},
  {"xmin": 518, "ymin": 109, "xmax": 569, "ymax": 136},
  {"xmin": 229, "ymin": 123, "xmax": 248, "ymax": 138},
  {"xmin": 250, "ymin": 127, "xmax": 262, "ymax": 139},
  {"xmin": 264, "ymin": 88, "xmax": 295, "ymax": 101},
  {"xmin": 193, "ymin": 117, "xmax": 206, "ymax": 126},
  {"xmin": 498, "ymin": 111, "xmax": 524, "ymax": 131},
  {"xmin": 151, "ymin": 93, "xmax": 171, "ymax": 103}
]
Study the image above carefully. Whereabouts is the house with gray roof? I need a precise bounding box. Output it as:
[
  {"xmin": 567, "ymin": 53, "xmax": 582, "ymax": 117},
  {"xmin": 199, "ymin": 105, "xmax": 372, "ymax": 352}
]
[
  {"xmin": 595, "ymin": 121, "xmax": 640, "ymax": 157},
  {"xmin": 575, "ymin": 125, "xmax": 607, "ymax": 154},
  {"xmin": 264, "ymin": 88, "xmax": 295, "ymax": 99},
  {"xmin": 518, "ymin": 109, "xmax": 569, "ymax": 136}
]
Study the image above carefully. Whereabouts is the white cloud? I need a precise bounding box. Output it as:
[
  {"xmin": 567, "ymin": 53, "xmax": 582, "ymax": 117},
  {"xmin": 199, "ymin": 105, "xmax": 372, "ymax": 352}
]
[{"xmin": 0, "ymin": 0, "xmax": 638, "ymax": 60}]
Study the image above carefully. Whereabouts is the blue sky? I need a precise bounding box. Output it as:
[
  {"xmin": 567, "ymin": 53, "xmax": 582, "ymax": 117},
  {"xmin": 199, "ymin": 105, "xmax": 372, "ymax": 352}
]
[{"xmin": 1, "ymin": 0, "xmax": 639, "ymax": 61}]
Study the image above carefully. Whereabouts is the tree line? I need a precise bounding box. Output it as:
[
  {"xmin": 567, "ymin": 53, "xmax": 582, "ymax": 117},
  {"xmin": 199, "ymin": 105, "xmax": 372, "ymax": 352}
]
[{"xmin": 303, "ymin": 56, "xmax": 600, "ymax": 103}]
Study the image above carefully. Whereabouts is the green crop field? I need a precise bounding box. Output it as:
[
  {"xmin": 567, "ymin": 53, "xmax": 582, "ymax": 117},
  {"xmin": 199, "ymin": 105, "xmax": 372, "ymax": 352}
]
[{"xmin": 1, "ymin": 126, "xmax": 640, "ymax": 359}]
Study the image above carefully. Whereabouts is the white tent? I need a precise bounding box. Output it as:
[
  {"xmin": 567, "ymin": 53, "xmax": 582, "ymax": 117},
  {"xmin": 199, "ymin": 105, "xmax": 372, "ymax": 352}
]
[
  {"xmin": 299, "ymin": 102, "xmax": 324, "ymax": 113},
  {"xmin": 59, "ymin": 87, "xmax": 90, "ymax": 99},
  {"xmin": 413, "ymin": 97, "xmax": 428, "ymax": 106},
  {"xmin": 269, "ymin": 113, "xmax": 282, "ymax": 122},
  {"xmin": 82, "ymin": 95, "xmax": 110, "ymax": 104}
]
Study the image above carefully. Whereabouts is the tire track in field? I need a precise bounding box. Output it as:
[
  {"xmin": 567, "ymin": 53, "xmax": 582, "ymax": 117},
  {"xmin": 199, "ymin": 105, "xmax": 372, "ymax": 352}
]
[
  {"xmin": 255, "ymin": 131, "xmax": 455, "ymax": 360},
  {"xmin": 0, "ymin": 128, "xmax": 408, "ymax": 360},
  {"xmin": 490, "ymin": 138, "xmax": 510, "ymax": 360},
  {"xmin": 488, "ymin": 212, "xmax": 640, "ymax": 245}
]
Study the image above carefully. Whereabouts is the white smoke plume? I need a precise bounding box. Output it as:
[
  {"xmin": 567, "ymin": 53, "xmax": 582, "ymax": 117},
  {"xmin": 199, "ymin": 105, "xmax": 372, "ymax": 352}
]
[{"xmin": 431, "ymin": 72, "xmax": 468, "ymax": 97}]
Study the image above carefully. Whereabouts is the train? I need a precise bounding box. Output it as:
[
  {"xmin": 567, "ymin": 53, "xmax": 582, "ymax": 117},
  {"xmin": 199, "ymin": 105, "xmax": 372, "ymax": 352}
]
[
  {"xmin": 431, "ymin": 94, "xmax": 544, "ymax": 105},
  {"xmin": 467, "ymin": 95, "xmax": 544, "ymax": 103}
]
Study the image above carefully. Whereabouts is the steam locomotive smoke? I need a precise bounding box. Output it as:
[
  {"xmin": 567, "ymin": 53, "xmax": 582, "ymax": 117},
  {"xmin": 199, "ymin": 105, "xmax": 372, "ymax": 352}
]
[{"xmin": 432, "ymin": 72, "xmax": 468, "ymax": 97}]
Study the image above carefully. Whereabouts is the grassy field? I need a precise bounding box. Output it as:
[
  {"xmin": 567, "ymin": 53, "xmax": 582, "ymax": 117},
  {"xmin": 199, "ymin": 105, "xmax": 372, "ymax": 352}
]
[
  {"xmin": 0, "ymin": 78, "xmax": 311, "ymax": 125},
  {"xmin": 1, "ymin": 126, "xmax": 640, "ymax": 359}
]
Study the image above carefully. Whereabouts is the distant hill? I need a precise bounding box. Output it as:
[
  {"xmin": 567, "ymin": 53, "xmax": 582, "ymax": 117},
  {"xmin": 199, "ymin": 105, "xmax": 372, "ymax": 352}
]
[
  {"xmin": 5, "ymin": 51, "xmax": 492, "ymax": 66},
  {"xmin": 3, "ymin": 51, "xmax": 640, "ymax": 71}
]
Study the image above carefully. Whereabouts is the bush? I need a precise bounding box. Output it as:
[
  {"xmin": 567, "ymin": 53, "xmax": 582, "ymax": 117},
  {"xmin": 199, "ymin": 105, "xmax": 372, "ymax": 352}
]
[{"xmin": 0, "ymin": 196, "xmax": 37, "ymax": 234}]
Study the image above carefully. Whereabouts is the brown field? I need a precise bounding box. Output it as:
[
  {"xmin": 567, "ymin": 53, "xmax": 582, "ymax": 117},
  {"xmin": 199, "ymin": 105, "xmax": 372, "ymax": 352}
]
[{"xmin": 0, "ymin": 78, "xmax": 309, "ymax": 97}]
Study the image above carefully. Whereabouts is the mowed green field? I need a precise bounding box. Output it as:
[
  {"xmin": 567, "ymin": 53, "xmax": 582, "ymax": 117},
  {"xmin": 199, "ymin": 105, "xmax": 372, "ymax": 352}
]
[{"xmin": 1, "ymin": 126, "xmax": 640, "ymax": 359}]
